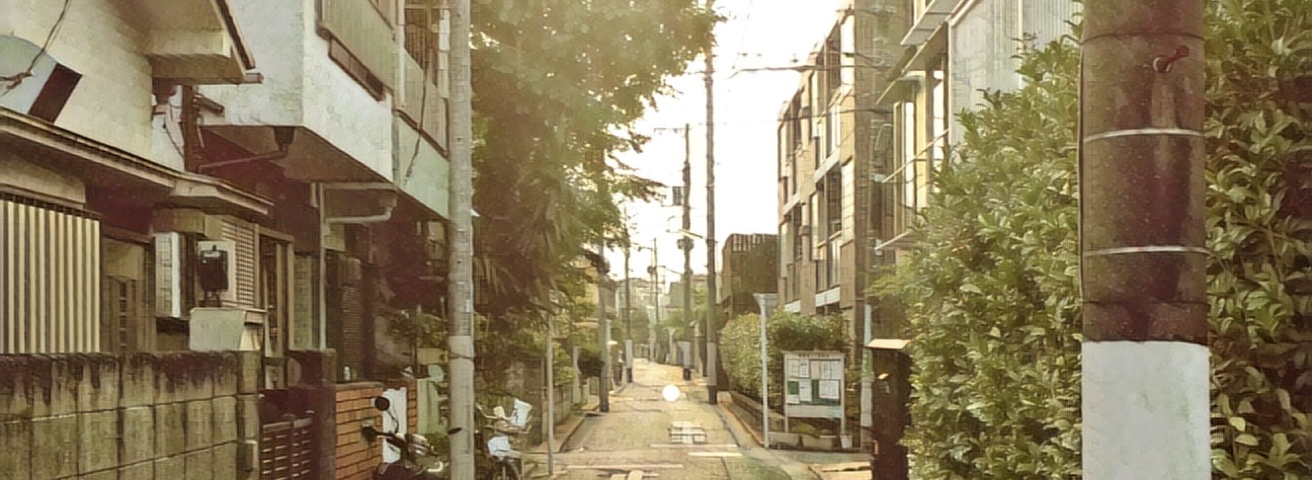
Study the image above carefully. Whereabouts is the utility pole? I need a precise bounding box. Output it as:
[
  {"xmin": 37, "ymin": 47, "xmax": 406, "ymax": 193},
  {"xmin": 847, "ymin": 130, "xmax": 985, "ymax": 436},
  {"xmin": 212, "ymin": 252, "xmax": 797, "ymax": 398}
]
[
  {"xmin": 702, "ymin": 0, "xmax": 720, "ymax": 405},
  {"xmin": 598, "ymin": 248, "xmax": 611, "ymax": 413},
  {"xmin": 649, "ymin": 239, "xmax": 659, "ymax": 363},
  {"xmin": 445, "ymin": 0, "xmax": 475, "ymax": 475},
  {"xmin": 681, "ymin": 124, "xmax": 694, "ymax": 381},
  {"xmin": 623, "ymin": 244, "xmax": 633, "ymax": 384},
  {"xmin": 1081, "ymin": 1, "xmax": 1207, "ymax": 478}
]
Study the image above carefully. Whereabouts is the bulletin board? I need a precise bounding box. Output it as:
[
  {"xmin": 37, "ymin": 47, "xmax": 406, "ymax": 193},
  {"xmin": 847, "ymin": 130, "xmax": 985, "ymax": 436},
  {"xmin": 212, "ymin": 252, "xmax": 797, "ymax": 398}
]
[{"xmin": 782, "ymin": 351, "xmax": 844, "ymax": 420}]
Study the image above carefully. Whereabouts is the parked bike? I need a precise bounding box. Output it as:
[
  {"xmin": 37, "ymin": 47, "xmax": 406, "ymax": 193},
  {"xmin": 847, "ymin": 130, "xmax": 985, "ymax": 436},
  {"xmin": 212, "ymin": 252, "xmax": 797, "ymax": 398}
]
[
  {"xmin": 361, "ymin": 396, "xmax": 461, "ymax": 480},
  {"xmin": 476, "ymin": 398, "xmax": 533, "ymax": 480}
]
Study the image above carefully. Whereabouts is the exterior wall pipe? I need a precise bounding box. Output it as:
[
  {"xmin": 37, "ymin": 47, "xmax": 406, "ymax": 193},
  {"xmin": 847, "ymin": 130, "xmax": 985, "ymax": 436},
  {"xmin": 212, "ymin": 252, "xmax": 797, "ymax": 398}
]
[{"xmin": 1080, "ymin": 1, "xmax": 1209, "ymax": 478}]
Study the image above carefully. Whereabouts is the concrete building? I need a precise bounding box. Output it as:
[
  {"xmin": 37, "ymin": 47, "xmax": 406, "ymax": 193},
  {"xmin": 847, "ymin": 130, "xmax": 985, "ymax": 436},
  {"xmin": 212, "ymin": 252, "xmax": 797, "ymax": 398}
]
[
  {"xmin": 717, "ymin": 233, "xmax": 778, "ymax": 319},
  {"xmin": 864, "ymin": 3, "xmax": 1081, "ymax": 476},
  {"xmin": 1, "ymin": 0, "xmax": 454, "ymax": 478},
  {"xmin": 775, "ymin": 0, "xmax": 1080, "ymax": 474}
]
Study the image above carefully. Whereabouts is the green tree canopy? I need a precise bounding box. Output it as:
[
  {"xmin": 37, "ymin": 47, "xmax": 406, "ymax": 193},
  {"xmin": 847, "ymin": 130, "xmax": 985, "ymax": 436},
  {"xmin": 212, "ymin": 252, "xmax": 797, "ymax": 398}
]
[{"xmin": 470, "ymin": 0, "xmax": 717, "ymax": 319}]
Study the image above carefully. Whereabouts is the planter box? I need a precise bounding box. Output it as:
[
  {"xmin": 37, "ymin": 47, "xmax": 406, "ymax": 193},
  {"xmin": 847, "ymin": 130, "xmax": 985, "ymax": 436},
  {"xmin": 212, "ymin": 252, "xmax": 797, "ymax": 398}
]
[
  {"xmin": 770, "ymin": 432, "xmax": 800, "ymax": 448},
  {"xmin": 802, "ymin": 434, "xmax": 838, "ymax": 450}
]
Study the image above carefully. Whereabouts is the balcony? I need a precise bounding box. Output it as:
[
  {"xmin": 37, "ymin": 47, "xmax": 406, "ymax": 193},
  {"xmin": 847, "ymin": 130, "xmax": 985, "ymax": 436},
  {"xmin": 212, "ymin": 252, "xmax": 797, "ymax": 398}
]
[
  {"xmin": 901, "ymin": 0, "xmax": 958, "ymax": 46},
  {"xmin": 120, "ymin": 0, "xmax": 256, "ymax": 83},
  {"xmin": 198, "ymin": 0, "xmax": 399, "ymax": 182}
]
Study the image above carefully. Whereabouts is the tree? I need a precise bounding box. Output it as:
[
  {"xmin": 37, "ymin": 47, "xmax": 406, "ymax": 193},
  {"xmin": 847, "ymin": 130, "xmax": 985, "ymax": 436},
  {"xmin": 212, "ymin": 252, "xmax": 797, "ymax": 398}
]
[{"xmin": 469, "ymin": 1, "xmax": 717, "ymax": 321}]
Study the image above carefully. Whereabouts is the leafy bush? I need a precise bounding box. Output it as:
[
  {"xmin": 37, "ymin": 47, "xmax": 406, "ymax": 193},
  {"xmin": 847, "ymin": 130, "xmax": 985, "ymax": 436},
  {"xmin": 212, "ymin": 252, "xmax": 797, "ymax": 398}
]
[
  {"xmin": 1205, "ymin": 0, "xmax": 1312, "ymax": 476},
  {"xmin": 875, "ymin": 37, "xmax": 1083, "ymax": 479},
  {"xmin": 720, "ymin": 311, "xmax": 850, "ymax": 410},
  {"xmin": 880, "ymin": 1, "xmax": 1312, "ymax": 477}
]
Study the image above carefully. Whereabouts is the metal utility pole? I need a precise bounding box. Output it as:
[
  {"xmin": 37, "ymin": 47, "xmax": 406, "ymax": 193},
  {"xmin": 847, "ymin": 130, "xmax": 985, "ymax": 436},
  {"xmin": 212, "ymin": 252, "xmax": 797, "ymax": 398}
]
[
  {"xmin": 702, "ymin": 0, "xmax": 720, "ymax": 405},
  {"xmin": 681, "ymin": 124, "xmax": 694, "ymax": 381},
  {"xmin": 446, "ymin": 0, "xmax": 475, "ymax": 474},
  {"xmin": 598, "ymin": 251, "xmax": 611, "ymax": 413},
  {"xmin": 623, "ymin": 244, "xmax": 633, "ymax": 384},
  {"xmin": 1080, "ymin": 1, "xmax": 1208, "ymax": 478}
]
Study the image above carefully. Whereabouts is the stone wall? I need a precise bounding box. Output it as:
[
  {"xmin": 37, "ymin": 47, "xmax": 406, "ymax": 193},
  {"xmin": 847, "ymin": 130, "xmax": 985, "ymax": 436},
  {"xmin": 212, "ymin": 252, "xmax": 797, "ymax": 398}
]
[{"xmin": 0, "ymin": 352, "xmax": 261, "ymax": 480}]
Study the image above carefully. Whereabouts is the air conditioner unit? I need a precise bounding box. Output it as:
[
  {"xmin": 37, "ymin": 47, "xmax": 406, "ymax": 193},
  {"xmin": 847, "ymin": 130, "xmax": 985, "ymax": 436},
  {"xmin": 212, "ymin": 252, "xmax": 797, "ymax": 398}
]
[{"xmin": 190, "ymin": 307, "xmax": 265, "ymax": 352}]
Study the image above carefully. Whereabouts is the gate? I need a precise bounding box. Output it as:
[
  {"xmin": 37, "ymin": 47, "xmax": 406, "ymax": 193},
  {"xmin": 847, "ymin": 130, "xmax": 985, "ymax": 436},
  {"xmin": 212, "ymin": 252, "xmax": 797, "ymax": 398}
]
[{"xmin": 260, "ymin": 413, "xmax": 316, "ymax": 480}]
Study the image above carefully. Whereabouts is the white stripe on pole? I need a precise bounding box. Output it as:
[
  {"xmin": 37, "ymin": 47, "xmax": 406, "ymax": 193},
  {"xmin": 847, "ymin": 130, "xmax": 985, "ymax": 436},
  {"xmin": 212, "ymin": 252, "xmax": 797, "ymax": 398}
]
[{"xmin": 1082, "ymin": 341, "xmax": 1210, "ymax": 479}]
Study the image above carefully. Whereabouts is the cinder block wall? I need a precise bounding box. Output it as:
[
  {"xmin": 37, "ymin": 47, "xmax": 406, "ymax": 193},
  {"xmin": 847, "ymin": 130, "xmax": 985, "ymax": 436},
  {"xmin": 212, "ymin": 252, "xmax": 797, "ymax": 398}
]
[{"xmin": 0, "ymin": 352, "xmax": 261, "ymax": 480}]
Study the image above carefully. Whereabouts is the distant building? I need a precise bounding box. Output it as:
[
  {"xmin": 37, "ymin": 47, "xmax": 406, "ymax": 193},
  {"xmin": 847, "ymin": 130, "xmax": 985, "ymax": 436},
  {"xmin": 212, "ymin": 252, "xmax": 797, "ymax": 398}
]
[{"xmin": 717, "ymin": 233, "xmax": 778, "ymax": 318}]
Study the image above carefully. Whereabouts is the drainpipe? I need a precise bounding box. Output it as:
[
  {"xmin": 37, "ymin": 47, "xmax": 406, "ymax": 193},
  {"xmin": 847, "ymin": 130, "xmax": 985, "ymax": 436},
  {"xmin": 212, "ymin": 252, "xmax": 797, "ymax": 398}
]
[
  {"xmin": 324, "ymin": 185, "xmax": 398, "ymax": 224},
  {"xmin": 196, "ymin": 126, "xmax": 296, "ymax": 171}
]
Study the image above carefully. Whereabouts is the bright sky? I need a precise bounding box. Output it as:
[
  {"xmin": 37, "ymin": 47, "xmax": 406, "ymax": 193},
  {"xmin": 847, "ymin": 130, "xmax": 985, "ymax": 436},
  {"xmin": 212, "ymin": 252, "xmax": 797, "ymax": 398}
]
[{"xmin": 610, "ymin": 0, "xmax": 844, "ymax": 283}]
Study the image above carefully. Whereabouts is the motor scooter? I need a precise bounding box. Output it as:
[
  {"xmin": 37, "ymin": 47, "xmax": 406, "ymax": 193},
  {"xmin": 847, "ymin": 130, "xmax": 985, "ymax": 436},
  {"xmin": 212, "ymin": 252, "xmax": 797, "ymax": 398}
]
[{"xmin": 361, "ymin": 396, "xmax": 462, "ymax": 480}]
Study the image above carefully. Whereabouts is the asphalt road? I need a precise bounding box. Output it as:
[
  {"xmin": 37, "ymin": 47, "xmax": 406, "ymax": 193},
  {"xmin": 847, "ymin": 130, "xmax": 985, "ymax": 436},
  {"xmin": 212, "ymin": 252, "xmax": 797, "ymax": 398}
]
[{"xmin": 524, "ymin": 359, "xmax": 804, "ymax": 479}]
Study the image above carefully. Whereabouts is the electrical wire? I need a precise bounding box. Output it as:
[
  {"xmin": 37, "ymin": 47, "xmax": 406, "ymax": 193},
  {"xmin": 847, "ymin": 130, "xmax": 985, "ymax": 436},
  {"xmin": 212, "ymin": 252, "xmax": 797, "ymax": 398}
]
[{"xmin": 2, "ymin": 0, "xmax": 74, "ymax": 93}]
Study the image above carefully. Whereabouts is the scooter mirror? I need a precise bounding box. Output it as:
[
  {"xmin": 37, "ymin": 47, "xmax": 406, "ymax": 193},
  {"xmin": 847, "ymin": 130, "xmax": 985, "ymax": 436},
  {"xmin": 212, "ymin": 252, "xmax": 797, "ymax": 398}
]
[
  {"xmin": 372, "ymin": 396, "xmax": 391, "ymax": 412},
  {"xmin": 361, "ymin": 424, "xmax": 379, "ymax": 443}
]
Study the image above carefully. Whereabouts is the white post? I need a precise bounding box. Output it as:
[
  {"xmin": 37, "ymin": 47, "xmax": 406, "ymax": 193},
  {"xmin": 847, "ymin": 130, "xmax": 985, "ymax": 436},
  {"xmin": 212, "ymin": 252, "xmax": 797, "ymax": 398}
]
[{"xmin": 754, "ymin": 293, "xmax": 777, "ymax": 448}]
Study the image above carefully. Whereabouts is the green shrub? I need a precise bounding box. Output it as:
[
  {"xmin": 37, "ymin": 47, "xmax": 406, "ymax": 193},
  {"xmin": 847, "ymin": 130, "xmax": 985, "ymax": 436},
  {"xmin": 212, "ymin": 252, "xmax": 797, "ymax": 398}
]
[
  {"xmin": 720, "ymin": 311, "xmax": 850, "ymax": 410},
  {"xmin": 879, "ymin": 2, "xmax": 1312, "ymax": 477},
  {"xmin": 876, "ymin": 37, "xmax": 1083, "ymax": 479}
]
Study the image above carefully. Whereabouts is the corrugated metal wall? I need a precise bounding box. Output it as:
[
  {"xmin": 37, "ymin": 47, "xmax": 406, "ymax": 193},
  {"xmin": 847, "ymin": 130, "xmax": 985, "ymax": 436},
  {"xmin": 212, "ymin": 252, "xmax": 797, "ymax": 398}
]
[
  {"xmin": 1, "ymin": 194, "xmax": 101, "ymax": 353},
  {"xmin": 1023, "ymin": 0, "xmax": 1081, "ymax": 47},
  {"xmin": 948, "ymin": 0, "xmax": 1080, "ymax": 143}
]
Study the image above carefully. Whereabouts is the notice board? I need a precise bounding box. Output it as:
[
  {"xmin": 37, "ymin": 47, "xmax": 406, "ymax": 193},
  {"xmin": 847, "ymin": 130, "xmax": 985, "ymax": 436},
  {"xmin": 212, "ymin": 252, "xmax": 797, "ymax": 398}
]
[{"xmin": 782, "ymin": 351, "xmax": 844, "ymax": 420}]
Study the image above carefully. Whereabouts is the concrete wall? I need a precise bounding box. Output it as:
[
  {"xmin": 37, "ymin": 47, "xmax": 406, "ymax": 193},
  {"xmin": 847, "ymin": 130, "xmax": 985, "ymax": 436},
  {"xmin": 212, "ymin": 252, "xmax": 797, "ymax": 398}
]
[
  {"xmin": 0, "ymin": 352, "xmax": 262, "ymax": 480},
  {"xmin": 1, "ymin": 0, "xmax": 154, "ymax": 159}
]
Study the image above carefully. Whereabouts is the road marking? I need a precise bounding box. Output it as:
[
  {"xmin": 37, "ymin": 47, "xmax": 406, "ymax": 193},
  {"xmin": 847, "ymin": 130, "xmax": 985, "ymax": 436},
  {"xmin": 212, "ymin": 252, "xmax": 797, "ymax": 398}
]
[
  {"xmin": 687, "ymin": 451, "xmax": 743, "ymax": 457},
  {"xmin": 566, "ymin": 464, "xmax": 684, "ymax": 470},
  {"xmin": 649, "ymin": 443, "xmax": 738, "ymax": 449}
]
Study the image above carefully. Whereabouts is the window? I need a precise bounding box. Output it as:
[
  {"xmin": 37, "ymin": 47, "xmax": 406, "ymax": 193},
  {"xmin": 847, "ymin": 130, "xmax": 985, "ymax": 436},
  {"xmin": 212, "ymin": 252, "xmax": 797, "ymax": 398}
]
[{"xmin": 28, "ymin": 63, "xmax": 81, "ymax": 123}]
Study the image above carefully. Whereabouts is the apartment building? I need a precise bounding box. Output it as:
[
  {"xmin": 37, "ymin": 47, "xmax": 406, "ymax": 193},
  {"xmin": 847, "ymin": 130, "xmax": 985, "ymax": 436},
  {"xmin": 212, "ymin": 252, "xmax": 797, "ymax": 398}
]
[
  {"xmin": 1, "ymin": 0, "xmax": 454, "ymax": 478},
  {"xmin": 881, "ymin": 1, "xmax": 1082, "ymax": 477},
  {"xmin": 775, "ymin": 0, "xmax": 907, "ymax": 452},
  {"xmin": 776, "ymin": 0, "xmax": 1079, "ymax": 474}
]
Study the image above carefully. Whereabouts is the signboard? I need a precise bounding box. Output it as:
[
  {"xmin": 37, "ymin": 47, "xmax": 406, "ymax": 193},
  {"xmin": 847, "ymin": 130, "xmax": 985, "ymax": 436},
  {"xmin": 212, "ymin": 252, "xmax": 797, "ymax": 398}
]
[{"xmin": 783, "ymin": 351, "xmax": 844, "ymax": 420}]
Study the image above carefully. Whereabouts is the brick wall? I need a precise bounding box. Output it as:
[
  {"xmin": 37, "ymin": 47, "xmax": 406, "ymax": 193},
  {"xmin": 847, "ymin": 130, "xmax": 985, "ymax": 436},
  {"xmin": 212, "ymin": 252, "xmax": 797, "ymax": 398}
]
[
  {"xmin": 331, "ymin": 381, "xmax": 421, "ymax": 480},
  {"xmin": 0, "ymin": 352, "xmax": 262, "ymax": 480},
  {"xmin": 333, "ymin": 383, "xmax": 385, "ymax": 480}
]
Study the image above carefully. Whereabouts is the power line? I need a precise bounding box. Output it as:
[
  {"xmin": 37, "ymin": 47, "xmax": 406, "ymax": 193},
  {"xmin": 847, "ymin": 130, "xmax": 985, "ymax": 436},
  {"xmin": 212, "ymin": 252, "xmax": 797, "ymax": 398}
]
[{"xmin": 2, "ymin": 0, "xmax": 73, "ymax": 93}]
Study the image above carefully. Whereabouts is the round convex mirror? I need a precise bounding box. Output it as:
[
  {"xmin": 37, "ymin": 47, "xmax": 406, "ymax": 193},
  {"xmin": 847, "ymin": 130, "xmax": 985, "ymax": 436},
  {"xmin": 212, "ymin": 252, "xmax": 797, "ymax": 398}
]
[{"xmin": 372, "ymin": 396, "xmax": 392, "ymax": 412}]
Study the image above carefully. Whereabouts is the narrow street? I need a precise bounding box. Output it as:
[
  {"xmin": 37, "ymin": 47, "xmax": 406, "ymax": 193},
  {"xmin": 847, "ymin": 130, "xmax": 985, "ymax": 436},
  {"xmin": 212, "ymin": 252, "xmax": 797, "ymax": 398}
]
[{"xmin": 523, "ymin": 359, "xmax": 853, "ymax": 479}]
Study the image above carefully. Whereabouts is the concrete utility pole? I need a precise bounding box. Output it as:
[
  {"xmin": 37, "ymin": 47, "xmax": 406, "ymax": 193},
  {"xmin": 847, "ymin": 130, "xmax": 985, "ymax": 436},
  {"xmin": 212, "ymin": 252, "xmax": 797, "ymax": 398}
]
[
  {"xmin": 446, "ymin": 0, "xmax": 475, "ymax": 475},
  {"xmin": 598, "ymin": 249, "xmax": 611, "ymax": 413},
  {"xmin": 1081, "ymin": 1, "xmax": 1208, "ymax": 478},
  {"xmin": 649, "ymin": 239, "xmax": 659, "ymax": 362},
  {"xmin": 702, "ymin": 0, "xmax": 720, "ymax": 405},
  {"xmin": 623, "ymin": 244, "xmax": 633, "ymax": 384},
  {"xmin": 681, "ymin": 124, "xmax": 695, "ymax": 381}
]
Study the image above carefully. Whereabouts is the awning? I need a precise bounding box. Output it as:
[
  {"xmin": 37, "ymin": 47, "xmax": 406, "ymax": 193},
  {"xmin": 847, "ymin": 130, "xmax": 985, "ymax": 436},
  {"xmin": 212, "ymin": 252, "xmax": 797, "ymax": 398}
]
[{"xmin": 865, "ymin": 339, "xmax": 910, "ymax": 351}]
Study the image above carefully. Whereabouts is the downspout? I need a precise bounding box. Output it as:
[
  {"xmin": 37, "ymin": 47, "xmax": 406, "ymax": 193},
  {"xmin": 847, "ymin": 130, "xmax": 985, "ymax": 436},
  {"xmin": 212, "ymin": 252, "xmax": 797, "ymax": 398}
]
[{"xmin": 323, "ymin": 184, "xmax": 398, "ymax": 224}]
